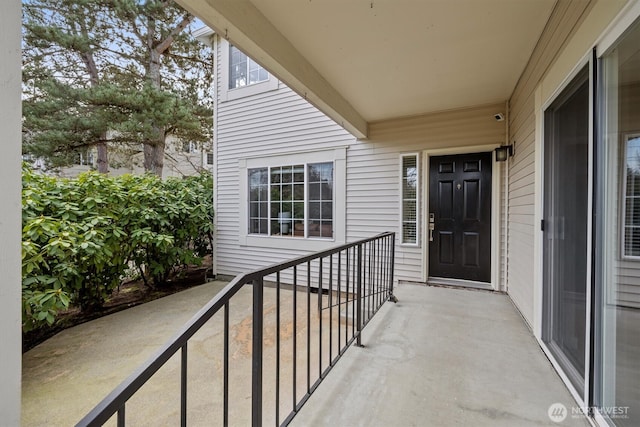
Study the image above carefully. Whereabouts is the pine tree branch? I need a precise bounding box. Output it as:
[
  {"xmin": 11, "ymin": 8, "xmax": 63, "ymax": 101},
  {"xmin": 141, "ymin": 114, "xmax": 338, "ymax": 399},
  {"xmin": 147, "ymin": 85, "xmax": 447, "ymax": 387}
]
[
  {"xmin": 99, "ymin": 46, "xmax": 141, "ymax": 63},
  {"xmin": 163, "ymin": 52, "xmax": 212, "ymax": 67},
  {"xmin": 113, "ymin": 1, "xmax": 147, "ymax": 45},
  {"xmin": 154, "ymin": 13, "xmax": 195, "ymax": 54}
]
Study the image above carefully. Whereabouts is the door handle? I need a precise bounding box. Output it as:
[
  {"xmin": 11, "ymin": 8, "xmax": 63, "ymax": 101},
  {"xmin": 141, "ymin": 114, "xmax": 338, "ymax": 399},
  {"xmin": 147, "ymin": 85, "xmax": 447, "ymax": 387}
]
[{"xmin": 429, "ymin": 213, "xmax": 435, "ymax": 242}]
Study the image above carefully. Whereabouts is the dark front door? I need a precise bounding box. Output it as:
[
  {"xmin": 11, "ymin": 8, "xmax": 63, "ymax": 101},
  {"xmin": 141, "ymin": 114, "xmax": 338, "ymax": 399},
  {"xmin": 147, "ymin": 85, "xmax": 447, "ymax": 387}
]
[{"xmin": 429, "ymin": 152, "xmax": 492, "ymax": 282}]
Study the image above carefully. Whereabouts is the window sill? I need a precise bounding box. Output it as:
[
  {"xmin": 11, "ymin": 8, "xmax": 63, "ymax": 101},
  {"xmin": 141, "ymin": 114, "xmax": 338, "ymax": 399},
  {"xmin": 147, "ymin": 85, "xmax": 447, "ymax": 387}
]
[
  {"xmin": 222, "ymin": 78, "xmax": 279, "ymax": 102},
  {"xmin": 241, "ymin": 234, "xmax": 344, "ymax": 252},
  {"xmin": 399, "ymin": 242, "xmax": 420, "ymax": 248}
]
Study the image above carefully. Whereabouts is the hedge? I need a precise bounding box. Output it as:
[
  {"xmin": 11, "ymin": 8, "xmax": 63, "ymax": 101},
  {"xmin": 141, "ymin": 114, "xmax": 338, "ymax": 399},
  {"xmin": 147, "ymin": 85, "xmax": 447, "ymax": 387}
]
[{"xmin": 21, "ymin": 165, "xmax": 214, "ymax": 331}]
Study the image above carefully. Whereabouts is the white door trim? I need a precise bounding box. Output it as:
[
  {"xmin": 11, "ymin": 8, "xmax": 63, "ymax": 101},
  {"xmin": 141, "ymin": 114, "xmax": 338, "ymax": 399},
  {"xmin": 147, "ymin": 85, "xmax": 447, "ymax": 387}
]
[{"xmin": 422, "ymin": 144, "xmax": 503, "ymax": 291}]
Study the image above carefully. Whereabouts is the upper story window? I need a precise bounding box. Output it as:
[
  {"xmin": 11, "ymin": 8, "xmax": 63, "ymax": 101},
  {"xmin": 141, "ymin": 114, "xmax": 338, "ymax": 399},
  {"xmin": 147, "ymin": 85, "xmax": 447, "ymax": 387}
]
[
  {"xmin": 229, "ymin": 45, "xmax": 268, "ymax": 89},
  {"xmin": 220, "ymin": 40, "xmax": 278, "ymax": 101}
]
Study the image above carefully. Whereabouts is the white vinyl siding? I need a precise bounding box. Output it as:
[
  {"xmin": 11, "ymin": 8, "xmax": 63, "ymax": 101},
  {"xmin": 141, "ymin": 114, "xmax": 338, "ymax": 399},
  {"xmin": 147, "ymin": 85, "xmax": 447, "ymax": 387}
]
[
  {"xmin": 506, "ymin": 0, "xmax": 594, "ymax": 326},
  {"xmin": 213, "ymin": 34, "xmax": 352, "ymax": 276},
  {"xmin": 359, "ymin": 105, "xmax": 505, "ymax": 282},
  {"xmin": 213, "ymin": 35, "xmax": 504, "ymax": 283}
]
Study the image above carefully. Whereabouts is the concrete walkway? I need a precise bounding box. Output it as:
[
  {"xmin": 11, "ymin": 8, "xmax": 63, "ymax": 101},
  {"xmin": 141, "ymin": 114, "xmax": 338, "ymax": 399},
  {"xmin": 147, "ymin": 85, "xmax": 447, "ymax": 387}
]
[
  {"xmin": 22, "ymin": 281, "xmax": 588, "ymax": 426},
  {"xmin": 22, "ymin": 281, "xmax": 229, "ymax": 427}
]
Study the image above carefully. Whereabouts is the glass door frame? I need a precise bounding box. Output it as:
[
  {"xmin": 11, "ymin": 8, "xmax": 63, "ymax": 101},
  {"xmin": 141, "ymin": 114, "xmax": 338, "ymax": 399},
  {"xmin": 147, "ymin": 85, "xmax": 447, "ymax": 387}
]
[
  {"xmin": 538, "ymin": 52, "xmax": 596, "ymax": 409},
  {"xmin": 593, "ymin": 2, "xmax": 640, "ymax": 424}
]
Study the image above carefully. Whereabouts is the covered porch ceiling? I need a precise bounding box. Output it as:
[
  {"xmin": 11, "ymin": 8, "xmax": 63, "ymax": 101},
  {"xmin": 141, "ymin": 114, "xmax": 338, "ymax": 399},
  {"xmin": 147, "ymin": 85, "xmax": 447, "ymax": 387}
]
[{"xmin": 179, "ymin": 0, "xmax": 557, "ymax": 138}]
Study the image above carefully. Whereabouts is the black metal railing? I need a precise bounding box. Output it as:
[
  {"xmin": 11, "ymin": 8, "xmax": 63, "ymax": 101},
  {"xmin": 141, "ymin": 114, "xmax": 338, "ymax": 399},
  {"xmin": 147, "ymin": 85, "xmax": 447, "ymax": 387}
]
[{"xmin": 76, "ymin": 232, "xmax": 396, "ymax": 427}]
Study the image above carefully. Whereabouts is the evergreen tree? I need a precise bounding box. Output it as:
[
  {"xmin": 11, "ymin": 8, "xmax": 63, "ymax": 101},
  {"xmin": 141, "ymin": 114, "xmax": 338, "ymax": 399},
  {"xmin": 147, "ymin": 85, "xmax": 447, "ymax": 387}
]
[
  {"xmin": 23, "ymin": 0, "xmax": 114, "ymax": 171},
  {"xmin": 22, "ymin": 0, "xmax": 212, "ymax": 176}
]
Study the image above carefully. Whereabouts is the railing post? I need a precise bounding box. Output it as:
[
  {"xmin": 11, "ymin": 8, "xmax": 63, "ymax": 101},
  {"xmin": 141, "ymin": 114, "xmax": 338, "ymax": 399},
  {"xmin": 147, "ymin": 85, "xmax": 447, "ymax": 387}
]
[
  {"xmin": 356, "ymin": 243, "xmax": 363, "ymax": 347},
  {"xmin": 388, "ymin": 233, "xmax": 397, "ymax": 303},
  {"xmin": 181, "ymin": 344, "xmax": 187, "ymax": 427},
  {"xmin": 252, "ymin": 279, "xmax": 264, "ymax": 427}
]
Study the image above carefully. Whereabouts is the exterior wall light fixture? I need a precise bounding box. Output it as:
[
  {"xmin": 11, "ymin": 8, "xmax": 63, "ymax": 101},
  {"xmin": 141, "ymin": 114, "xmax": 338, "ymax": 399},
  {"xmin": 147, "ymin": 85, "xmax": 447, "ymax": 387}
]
[{"xmin": 495, "ymin": 144, "xmax": 514, "ymax": 162}]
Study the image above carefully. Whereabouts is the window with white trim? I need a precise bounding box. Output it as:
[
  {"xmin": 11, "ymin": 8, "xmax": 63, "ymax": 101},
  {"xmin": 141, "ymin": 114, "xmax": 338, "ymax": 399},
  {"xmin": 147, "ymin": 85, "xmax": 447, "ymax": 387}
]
[
  {"xmin": 401, "ymin": 154, "xmax": 419, "ymax": 244},
  {"xmin": 248, "ymin": 162, "xmax": 334, "ymax": 239},
  {"xmin": 229, "ymin": 45, "xmax": 268, "ymax": 89},
  {"xmin": 623, "ymin": 133, "xmax": 640, "ymax": 257}
]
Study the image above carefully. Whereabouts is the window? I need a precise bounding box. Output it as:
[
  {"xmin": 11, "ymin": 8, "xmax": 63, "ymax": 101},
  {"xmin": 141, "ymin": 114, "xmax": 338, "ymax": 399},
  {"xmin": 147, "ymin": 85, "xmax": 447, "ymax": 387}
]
[
  {"xmin": 74, "ymin": 149, "xmax": 94, "ymax": 166},
  {"xmin": 401, "ymin": 154, "xmax": 419, "ymax": 244},
  {"xmin": 182, "ymin": 141, "xmax": 196, "ymax": 153},
  {"xmin": 229, "ymin": 45, "xmax": 268, "ymax": 89},
  {"xmin": 240, "ymin": 148, "xmax": 345, "ymax": 249},
  {"xmin": 249, "ymin": 168, "xmax": 269, "ymax": 234},
  {"xmin": 248, "ymin": 162, "xmax": 334, "ymax": 239},
  {"xmin": 206, "ymin": 152, "xmax": 214, "ymax": 165},
  {"xmin": 623, "ymin": 133, "xmax": 640, "ymax": 257},
  {"xmin": 221, "ymin": 41, "xmax": 278, "ymax": 101}
]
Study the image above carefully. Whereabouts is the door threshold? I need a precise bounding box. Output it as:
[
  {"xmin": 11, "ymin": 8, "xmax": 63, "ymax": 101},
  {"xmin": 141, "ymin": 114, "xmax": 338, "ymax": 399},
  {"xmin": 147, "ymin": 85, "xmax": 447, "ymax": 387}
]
[{"xmin": 427, "ymin": 276, "xmax": 493, "ymax": 291}]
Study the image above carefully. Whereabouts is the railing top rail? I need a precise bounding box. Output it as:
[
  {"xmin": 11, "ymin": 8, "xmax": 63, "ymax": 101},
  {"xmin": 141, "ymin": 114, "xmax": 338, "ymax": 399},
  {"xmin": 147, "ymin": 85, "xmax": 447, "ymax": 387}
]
[
  {"xmin": 242, "ymin": 232, "xmax": 394, "ymax": 280},
  {"xmin": 76, "ymin": 231, "xmax": 394, "ymax": 427}
]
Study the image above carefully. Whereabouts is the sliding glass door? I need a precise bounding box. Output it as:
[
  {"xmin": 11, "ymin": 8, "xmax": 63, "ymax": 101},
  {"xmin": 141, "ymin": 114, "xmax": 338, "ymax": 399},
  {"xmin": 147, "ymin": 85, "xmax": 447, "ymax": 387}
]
[
  {"xmin": 542, "ymin": 66, "xmax": 590, "ymax": 396},
  {"xmin": 596, "ymin": 16, "xmax": 640, "ymax": 427}
]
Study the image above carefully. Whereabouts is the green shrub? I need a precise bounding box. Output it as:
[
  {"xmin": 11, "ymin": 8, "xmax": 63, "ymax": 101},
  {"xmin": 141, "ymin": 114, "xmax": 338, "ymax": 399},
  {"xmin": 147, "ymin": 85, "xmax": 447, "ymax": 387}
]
[{"xmin": 21, "ymin": 165, "xmax": 214, "ymax": 331}]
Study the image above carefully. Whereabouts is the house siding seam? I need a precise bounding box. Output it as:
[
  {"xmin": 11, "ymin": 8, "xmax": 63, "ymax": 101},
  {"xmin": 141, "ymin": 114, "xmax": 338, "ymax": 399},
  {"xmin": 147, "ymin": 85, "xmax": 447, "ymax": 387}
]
[{"xmin": 506, "ymin": 0, "xmax": 594, "ymax": 326}]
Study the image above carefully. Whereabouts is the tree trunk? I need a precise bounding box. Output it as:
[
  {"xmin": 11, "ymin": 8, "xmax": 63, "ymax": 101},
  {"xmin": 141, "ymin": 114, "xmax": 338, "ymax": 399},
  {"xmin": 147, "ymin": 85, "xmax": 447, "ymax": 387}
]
[
  {"xmin": 79, "ymin": 21, "xmax": 110, "ymax": 173},
  {"xmin": 96, "ymin": 137, "xmax": 108, "ymax": 173},
  {"xmin": 152, "ymin": 128, "xmax": 166, "ymax": 178},
  {"xmin": 140, "ymin": 10, "xmax": 194, "ymax": 177},
  {"xmin": 143, "ymin": 141, "xmax": 155, "ymax": 173},
  {"xmin": 143, "ymin": 34, "xmax": 165, "ymax": 177},
  {"xmin": 142, "ymin": 131, "xmax": 166, "ymax": 177}
]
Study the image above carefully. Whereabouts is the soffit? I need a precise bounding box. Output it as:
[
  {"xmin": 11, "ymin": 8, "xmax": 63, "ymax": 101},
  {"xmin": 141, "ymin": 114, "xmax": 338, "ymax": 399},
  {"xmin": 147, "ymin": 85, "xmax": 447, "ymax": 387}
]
[
  {"xmin": 180, "ymin": 0, "xmax": 556, "ymax": 135},
  {"xmin": 248, "ymin": 0, "xmax": 556, "ymax": 121}
]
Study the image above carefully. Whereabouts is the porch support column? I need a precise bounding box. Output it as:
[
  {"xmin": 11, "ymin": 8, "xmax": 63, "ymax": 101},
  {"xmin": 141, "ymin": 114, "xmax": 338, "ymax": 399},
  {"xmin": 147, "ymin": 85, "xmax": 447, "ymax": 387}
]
[{"xmin": 0, "ymin": 1, "xmax": 23, "ymax": 424}]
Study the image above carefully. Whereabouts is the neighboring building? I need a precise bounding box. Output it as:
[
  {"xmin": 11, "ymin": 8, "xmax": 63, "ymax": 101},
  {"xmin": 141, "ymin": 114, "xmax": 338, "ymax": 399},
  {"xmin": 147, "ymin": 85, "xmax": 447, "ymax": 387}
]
[
  {"xmin": 48, "ymin": 136, "xmax": 213, "ymax": 178},
  {"xmin": 191, "ymin": 0, "xmax": 640, "ymax": 425}
]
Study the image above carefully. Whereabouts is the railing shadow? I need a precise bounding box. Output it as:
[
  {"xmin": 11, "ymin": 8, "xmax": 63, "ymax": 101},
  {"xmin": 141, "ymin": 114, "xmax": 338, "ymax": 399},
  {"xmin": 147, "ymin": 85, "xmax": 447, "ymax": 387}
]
[{"xmin": 76, "ymin": 232, "xmax": 396, "ymax": 427}]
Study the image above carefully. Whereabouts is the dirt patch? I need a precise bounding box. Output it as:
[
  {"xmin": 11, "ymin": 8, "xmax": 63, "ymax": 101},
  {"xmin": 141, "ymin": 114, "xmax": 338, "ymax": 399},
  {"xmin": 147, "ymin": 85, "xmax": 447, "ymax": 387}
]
[{"xmin": 23, "ymin": 256, "xmax": 213, "ymax": 353}]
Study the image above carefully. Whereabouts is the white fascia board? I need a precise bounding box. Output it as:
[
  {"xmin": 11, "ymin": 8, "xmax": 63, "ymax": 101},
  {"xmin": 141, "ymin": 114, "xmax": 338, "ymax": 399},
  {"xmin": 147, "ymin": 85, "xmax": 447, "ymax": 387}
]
[
  {"xmin": 177, "ymin": 0, "xmax": 369, "ymax": 139},
  {"xmin": 193, "ymin": 25, "xmax": 215, "ymax": 45}
]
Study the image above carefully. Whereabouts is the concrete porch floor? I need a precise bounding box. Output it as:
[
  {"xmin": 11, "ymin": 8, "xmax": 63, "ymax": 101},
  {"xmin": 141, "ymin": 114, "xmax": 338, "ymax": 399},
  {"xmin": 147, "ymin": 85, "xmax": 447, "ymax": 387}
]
[
  {"xmin": 22, "ymin": 281, "xmax": 588, "ymax": 426},
  {"xmin": 291, "ymin": 284, "xmax": 589, "ymax": 427}
]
